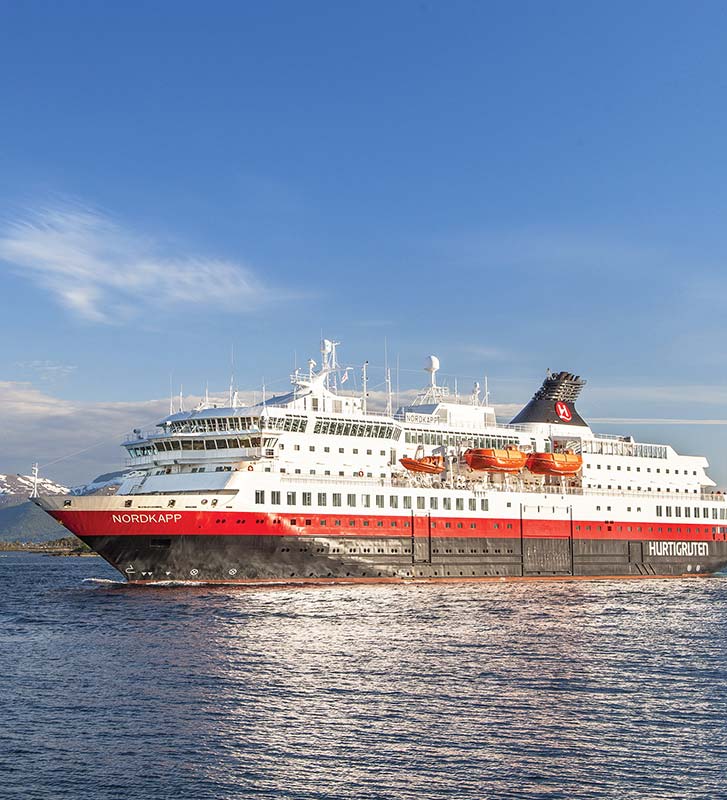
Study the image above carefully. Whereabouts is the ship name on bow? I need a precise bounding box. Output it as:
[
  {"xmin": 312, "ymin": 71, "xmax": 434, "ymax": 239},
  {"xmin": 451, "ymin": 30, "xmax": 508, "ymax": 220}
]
[{"xmin": 112, "ymin": 513, "xmax": 183, "ymax": 524}]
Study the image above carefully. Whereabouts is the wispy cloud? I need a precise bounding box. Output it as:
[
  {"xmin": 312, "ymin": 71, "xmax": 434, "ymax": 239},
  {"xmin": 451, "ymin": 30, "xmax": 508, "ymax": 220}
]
[
  {"xmin": 0, "ymin": 202, "xmax": 272, "ymax": 323},
  {"xmin": 592, "ymin": 417, "xmax": 727, "ymax": 425},
  {"xmin": 16, "ymin": 360, "xmax": 77, "ymax": 383}
]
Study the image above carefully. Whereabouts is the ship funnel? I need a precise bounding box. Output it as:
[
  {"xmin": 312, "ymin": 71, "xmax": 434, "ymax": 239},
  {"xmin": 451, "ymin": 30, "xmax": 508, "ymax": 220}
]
[{"xmin": 510, "ymin": 370, "xmax": 588, "ymax": 427}]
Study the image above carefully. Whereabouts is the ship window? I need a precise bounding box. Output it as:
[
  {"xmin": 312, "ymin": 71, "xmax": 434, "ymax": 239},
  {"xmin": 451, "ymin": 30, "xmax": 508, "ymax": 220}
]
[
  {"xmin": 443, "ymin": 498, "xmax": 451, "ymax": 510},
  {"xmin": 403, "ymin": 496, "xmax": 412, "ymax": 509},
  {"xmin": 376, "ymin": 495, "xmax": 385, "ymax": 508},
  {"xmin": 417, "ymin": 497, "xmax": 425, "ymax": 510},
  {"xmin": 255, "ymin": 490, "xmax": 265, "ymax": 505},
  {"xmin": 271, "ymin": 491, "xmax": 281, "ymax": 505},
  {"xmin": 302, "ymin": 493, "xmax": 312, "ymax": 506},
  {"xmin": 481, "ymin": 499, "xmax": 488, "ymax": 511},
  {"xmin": 332, "ymin": 494, "xmax": 342, "ymax": 507},
  {"xmin": 286, "ymin": 492, "xmax": 296, "ymax": 505},
  {"xmin": 362, "ymin": 494, "xmax": 370, "ymax": 508},
  {"xmin": 430, "ymin": 497, "xmax": 438, "ymax": 510},
  {"xmin": 353, "ymin": 448, "xmax": 358, "ymax": 454},
  {"xmin": 456, "ymin": 499, "xmax": 464, "ymax": 511},
  {"xmin": 390, "ymin": 496, "xmax": 398, "ymax": 508},
  {"xmin": 347, "ymin": 494, "xmax": 356, "ymax": 507},
  {"xmin": 334, "ymin": 519, "xmax": 341, "ymax": 526},
  {"xmin": 469, "ymin": 499, "xmax": 476, "ymax": 511},
  {"xmin": 318, "ymin": 493, "xmax": 326, "ymax": 506}
]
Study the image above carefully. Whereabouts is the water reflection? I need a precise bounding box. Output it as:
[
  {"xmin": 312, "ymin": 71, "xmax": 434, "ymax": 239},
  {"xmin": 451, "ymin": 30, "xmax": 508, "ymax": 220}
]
[{"xmin": 3, "ymin": 553, "xmax": 727, "ymax": 799}]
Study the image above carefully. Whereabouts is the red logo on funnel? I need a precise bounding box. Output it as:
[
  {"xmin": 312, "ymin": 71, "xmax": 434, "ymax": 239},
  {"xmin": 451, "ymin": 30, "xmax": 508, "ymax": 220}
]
[{"xmin": 555, "ymin": 402, "xmax": 572, "ymax": 422}]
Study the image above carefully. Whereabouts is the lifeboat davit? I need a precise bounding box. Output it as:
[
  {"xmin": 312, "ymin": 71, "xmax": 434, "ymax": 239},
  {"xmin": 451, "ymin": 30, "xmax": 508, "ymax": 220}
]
[
  {"xmin": 400, "ymin": 455, "xmax": 445, "ymax": 474},
  {"xmin": 464, "ymin": 447, "xmax": 527, "ymax": 473},
  {"xmin": 526, "ymin": 451, "xmax": 582, "ymax": 476}
]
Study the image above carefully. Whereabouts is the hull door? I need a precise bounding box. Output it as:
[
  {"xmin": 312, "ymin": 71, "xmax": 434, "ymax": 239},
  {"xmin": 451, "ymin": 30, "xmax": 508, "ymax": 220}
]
[{"xmin": 520, "ymin": 503, "xmax": 573, "ymax": 576}]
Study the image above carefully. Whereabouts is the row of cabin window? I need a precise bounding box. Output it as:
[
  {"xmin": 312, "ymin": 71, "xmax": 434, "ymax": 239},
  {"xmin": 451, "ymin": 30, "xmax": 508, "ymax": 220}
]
[
  {"xmin": 287, "ymin": 519, "xmax": 502, "ymax": 530},
  {"xmin": 581, "ymin": 441, "xmax": 668, "ymax": 458},
  {"xmin": 576, "ymin": 523, "xmax": 727, "ymax": 534},
  {"xmin": 281, "ymin": 444, "xmax": 387, "ymax": 456},
  {"xmin": 656, "ymin": 505, "xmax": 726, "ymax": 519},
  {"xmin": 254, "ymin": 490, "xmax": 488, "ymax": 512},
  {"xmin": 264, "ymin": 415, "xmax": 308, "ymax": 433},
  {"xmin": 588, "ymin": 463, "xmax": 697, "ymax": 475},
  {"xmin": 169, "ymin": 417, "xmax": 259, "ymax": 434},
  {"xmin": 152, "ymin": 437, "xmax": 261, "ymax": 453},
  {"xmin": 313, "ymin": 418, "xmax": 399, "ymax": 439},
  {"xmin": 585, "ymin": 484, "xmax": 699, "ymax": 494},
  {"xmin": 404, "ymin": 431, "xmax": 520, "ymax": 448}
]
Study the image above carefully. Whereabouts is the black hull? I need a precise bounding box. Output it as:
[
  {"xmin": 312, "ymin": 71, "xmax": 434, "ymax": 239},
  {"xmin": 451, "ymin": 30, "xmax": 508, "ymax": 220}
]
[{"xmin": 79, "ymin": 534, "xmax": 727, "ymax": 583}]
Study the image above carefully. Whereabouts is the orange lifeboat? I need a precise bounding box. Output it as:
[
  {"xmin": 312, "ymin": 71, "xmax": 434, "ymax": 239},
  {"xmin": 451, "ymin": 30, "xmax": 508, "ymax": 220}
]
[
  {"xmin": 464, "ymin": 447, "xmax": 527, "ymax": 473},
  {"xmin": 526, "ymin": 451, "xmax": 582, "ymax": 476},
  {"xmin": 400, "ymin": 455, "xmax": 445, "ymax": 474}
]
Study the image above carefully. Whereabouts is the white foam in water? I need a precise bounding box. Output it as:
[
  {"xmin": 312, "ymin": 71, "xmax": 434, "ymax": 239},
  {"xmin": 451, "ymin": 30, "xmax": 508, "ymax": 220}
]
[{"xmin": 82, "ymin": 578, "xmax": 126, "ymax": 585}]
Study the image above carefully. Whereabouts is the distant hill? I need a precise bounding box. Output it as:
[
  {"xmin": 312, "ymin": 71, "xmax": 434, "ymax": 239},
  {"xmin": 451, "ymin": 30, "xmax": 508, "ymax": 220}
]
[
  {"xmin": 0, "ymin": 470, "xmax": 128, "ymax": 542},
  {"xmin": 0, "ymin": 501, "xmax": 69, "ymax": 543}
]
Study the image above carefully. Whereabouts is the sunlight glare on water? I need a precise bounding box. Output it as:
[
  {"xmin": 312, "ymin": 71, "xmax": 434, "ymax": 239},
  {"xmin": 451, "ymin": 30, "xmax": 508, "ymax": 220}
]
[{"xmin": 1, "ymin": 552, "xmax": 726, "ymax": 799}]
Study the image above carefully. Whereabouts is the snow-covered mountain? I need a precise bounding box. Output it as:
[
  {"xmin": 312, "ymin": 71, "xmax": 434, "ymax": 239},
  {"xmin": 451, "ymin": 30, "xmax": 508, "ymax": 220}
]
[
  {"xmin": 71, "ymin": 470, "xmax": 129, "ymax": 496},
  {"xmin": 0, "ymin": 470, "xmax": 130, "ymax": 542},
  {"xmin": 0, "ymin": 473, "xmax": 69, "ymax": 508}
]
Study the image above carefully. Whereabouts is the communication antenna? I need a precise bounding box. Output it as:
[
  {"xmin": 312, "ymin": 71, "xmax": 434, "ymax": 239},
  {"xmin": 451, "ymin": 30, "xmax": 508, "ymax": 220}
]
[
  {"xmin": 169, "ymin": 373, "xmax": 174, "ymax": 415},
  {"xmin": 179, "ymin": 385, "xmax": 184, "ymax": 413},
  {"xmin": 362, "ymin": 361, "xmax": 368, "ymax": 415},
  {"xmin": 385, "ymin": 367, "xmax": 393, "ymax": 416},
  {"xmin": 30, "ymin": 463, "xmax": 39, "ymax": 499},
  {"xmin": 229, "ymin": 343, "xmax": 235, "ymax": 408}
]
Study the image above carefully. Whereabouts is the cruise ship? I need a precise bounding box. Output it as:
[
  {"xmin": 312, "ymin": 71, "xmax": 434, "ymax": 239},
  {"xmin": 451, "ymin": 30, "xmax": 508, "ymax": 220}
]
[{"xmin": 36, "ymin": 340, "xmax": 727, "ymax": 582}]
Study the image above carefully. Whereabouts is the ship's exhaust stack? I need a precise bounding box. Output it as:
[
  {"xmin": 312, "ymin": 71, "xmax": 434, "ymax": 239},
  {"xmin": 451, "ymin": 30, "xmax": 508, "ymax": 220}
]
[{"xmin": 510, "ymin": 370, "xmax": 588, "ymax": 427}]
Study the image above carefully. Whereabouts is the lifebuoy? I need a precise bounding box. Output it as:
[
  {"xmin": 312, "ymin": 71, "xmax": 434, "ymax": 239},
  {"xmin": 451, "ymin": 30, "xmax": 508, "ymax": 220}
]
[
  {"xmin": 247, "ymin": 465, "xmax": 254, "ymax": 472},
  {"xmin": 357, "ymin": 470, "xmax": 364, "ymax": 477}
]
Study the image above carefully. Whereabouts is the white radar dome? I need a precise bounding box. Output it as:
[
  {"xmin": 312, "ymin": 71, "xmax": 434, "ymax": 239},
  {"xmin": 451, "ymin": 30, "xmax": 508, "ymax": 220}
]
[{"xmin": 424, "ymin": 355, "xmax": 440, "ymax": 374}]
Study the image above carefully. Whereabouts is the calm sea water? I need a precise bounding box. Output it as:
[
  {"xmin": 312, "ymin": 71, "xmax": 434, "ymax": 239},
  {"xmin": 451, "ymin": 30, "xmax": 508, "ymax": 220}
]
[{"xmin": 2, "ymin": 552, "xmax": 727, "ymax": 800}]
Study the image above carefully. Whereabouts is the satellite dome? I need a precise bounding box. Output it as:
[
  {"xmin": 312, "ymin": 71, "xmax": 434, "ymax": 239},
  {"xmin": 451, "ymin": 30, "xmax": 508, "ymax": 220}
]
[{"xmin": 424, "ymin": 355, "xmax": 440, "ymax": 374}]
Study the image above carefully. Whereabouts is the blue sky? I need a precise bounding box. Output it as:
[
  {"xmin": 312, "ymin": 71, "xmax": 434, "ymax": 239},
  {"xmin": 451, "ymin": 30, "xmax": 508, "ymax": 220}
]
[{"xmin": 3, "ymin": 1, "xmax": 727, "ymax": 485}]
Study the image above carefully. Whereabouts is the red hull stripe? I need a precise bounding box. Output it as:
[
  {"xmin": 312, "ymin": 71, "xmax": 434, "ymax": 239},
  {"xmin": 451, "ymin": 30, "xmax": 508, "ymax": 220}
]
[{"xmin": 51, "ymin": 510, "xmax": 727, "ymax": 543}]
